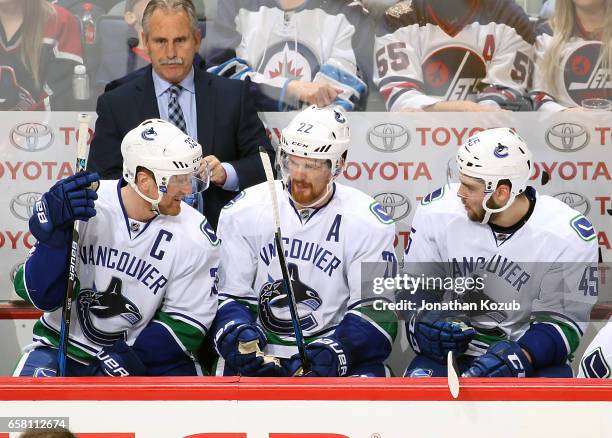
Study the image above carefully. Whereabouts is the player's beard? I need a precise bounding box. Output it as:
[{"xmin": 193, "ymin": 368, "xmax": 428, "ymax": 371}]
[
  {"xmin": 464, "ymin": 197, "xmax": 502, "ymax": 223},
  {"xmin": 157, "ymin": 195, "xmax": 182, "ymax": 216},
  {"xmin": 290, "ymin": 179, "xmax": 328, "ymax": 208}
]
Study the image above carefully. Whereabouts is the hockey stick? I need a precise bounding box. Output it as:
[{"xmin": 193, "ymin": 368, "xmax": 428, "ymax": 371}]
[
  {"xmin": 57, "ymin": 113, "xmax": 91, "ymax": 377},
  {"xmin": 447, "ymin": 350, "xmax": 460, "ymax": 399},
  {"xmin": 258, "ymin": 146, "xmax": 310, "ymax": 374}
]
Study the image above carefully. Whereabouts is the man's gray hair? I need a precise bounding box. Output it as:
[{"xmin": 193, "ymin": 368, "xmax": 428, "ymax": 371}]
[{"xmin": 142, "ymin": 0, "xmax": 199, "ymax": 36}]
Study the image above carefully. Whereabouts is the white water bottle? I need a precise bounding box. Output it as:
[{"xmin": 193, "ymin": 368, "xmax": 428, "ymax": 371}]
[{"xmin": 72, "ymin": 64, "xmax": 90, "ymax": 101}]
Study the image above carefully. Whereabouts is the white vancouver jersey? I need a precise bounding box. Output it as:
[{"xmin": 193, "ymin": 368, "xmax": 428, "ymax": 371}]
[
  {"xmin": 27, "ymin": 180, "xmax": 220, "ymax": 361},
  {"xmin": 404, "ymin": 184, "xmax": 598, "ymax": 356},
  {"xmin": 531, "ymin": 22, "xmax": 612, "ymax": 111},
  {"xmin": 578, "ymin": 319, "xmax": 612, "ymax": 378},
  {"xmin": 373, "ymin": 0, "xmax": 534, "ymax": 110},
  {"xmin": 216, "ymin": 181, "xmax": 396, "ymax": 357}
]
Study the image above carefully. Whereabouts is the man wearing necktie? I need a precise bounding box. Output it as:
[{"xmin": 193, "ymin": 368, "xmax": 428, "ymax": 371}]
[{"xmin": 87, "ymin": 0, "xmax": 274, "ymax": 229}]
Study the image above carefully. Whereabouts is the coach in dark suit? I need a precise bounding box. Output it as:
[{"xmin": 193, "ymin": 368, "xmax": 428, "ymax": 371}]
[{"xmin": 87, "ymin": 0, "xmax": 273, "ymax": 229}]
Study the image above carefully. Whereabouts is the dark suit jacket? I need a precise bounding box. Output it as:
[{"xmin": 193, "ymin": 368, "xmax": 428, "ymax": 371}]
[{"xmin": 87, "ymin": 64, "xmax": 274, "ymax": 229}]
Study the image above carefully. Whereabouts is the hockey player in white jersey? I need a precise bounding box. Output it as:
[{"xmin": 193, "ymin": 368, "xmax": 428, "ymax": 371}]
[
  {"xmin": 212, "ymin": 105, "xmax": 397, "ymax": 377},
  {"xmin": 578, "ymin": 318, "xmax": 612, "ymax": 378},
  {"xmin": 13, "ymin": 119, "xmax": 220, "ymax": 377},
  {"xmin": 373, "ymin": 0, "xmax": 535, "ymax": 111},
  {"xmin": 400, "ymin": 127, "xmax": 598, "ymax": 378},
  {"xmin": 529, "ymin": 0, "xmax": 612, "ymax": 111}
]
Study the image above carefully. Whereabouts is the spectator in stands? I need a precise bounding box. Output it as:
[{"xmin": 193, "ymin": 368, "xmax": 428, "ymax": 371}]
[
  {"xmin": 95, "ymin": 0, "xmax": 151, "ymax": 89},
  {"xmin": 530, "ymin": 0, "xmax": 612, "ymax": 111},
  {"xmin": 373, "ymin": 0, "xmax": 535, "ymax": 112},
  {"xmin": 203, "ymin": 0, "xmax": 369, "ymax": 111},
  {"xmin": 0, "ymin": 0, "xmax": 83, "ymax": 110}
]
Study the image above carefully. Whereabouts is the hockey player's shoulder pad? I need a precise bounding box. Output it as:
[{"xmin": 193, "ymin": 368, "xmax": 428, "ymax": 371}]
[
  {"xmin": 217, "ymin": 181, "xmax": 273, "ymax": 234},
  {"xmin": 178, "ymin": 206, "xmax": 220, "ymax": 248},
  {"xmin": 336, "ymin": 184, "xmax": 395, "ymax": 228},
  {"xmin": 420, "ymin": 186, "xmax": 447, "ymax": 206},
  {"xmin": 536, "ymin": 195, "xmax": 597, "ymax": 244}
]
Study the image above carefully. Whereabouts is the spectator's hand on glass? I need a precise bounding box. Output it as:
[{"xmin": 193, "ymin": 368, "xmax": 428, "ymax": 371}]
[{"xmin": 287, "ymin": 80, "xmax": 343, "ymax": 107}]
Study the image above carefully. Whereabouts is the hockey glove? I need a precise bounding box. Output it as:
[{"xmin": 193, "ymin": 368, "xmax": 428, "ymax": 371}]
[
  {"xmin": 29, "ymin": 171, "xmax": 99, "ymax": 247},
  {"xmin": 215, "ymin": 322, "xmax": 282, "ymax": 376},
  {"xmin": 85, "ymin": 339, "xmax": 146, "ymax": 377},
  {"xmin": 408, "ymin": 309, "xmax": 475, "ymax": 363},
  {"xmin": 286, "ymin": 338, "xmax": 349, "ymax": 377},
  {"xmin": 462, "ymin": 340, "xmax": 533, "ymax": 378}
]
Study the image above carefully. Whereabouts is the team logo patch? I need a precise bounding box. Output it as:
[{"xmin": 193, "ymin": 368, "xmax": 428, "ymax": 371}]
[
  {"xmin": 334, "ymin": 109, "xmax": 346, "ymax": 124},
  {"xmin": 580, "ymin": 347, "xmax": 611, "ymax": 378},
  {"xmin": 407, "ymin": 368, "xmax": 433, "ymax": 377},
  {"xmin": 141, "ymin": 127, "xmax": 157, "ymax": 141},
  {"xmin": 422, "ymin": 47, "xmax": 487, "ymax": 100},
  {"xmin": 200, "ymin": 219, "xmax": 220, "ymax": 246},
  {"xmin": 369, "ymin": 201, "xmax": 394, "ymax": 224},
  {"xmin": 494, "ymin": 143, "xmax": 509, "ymax": 158},
  {"xmin": 33, "ymin": 367, "xmax": 57, "ymax": 377},
  {"xmin": 563, "ymin": 42, "xmax": 611, "ymax": 106},
  {"xmin": 421, "ymin": 186, "xmax": 445, "ymax": 205},
  {"xmin": 77, "ymin": 277, "xmax": 142, "ymax": 347},
  {"xmin": 223, "ymin": 191, "xmax": 246, "ymax": 209},
  {"xmin": 258, "ymin": 41, "xmax": 318, "ymax": 82},
  {"xmin": 258, "ymin": 264, "xmax": 322, "ymax": 335},
  {"xmin": 570, "ymin": 214, "xmax": 596, "ymax": 241}
]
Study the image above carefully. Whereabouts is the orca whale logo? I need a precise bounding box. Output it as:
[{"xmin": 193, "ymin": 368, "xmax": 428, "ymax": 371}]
[
  {"xmin": 141, "ymin": 127, "xmax": 157, "ymax": 141},
  {"xmin": 258, "ymin": 263, "xmax": 322, "ymax": 335},
  {"xmin": 77, "ymin": 277, "xmax": 142, "ymax": 347}
]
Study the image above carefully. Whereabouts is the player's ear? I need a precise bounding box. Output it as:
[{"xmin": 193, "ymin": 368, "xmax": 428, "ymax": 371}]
[
  {"xmin": 135, "ymin": 168, "xmax": 155, "ymax": 193},
  {"xmin": 494, "ymin": 181, "xmax": 511, "ymax": 202}
]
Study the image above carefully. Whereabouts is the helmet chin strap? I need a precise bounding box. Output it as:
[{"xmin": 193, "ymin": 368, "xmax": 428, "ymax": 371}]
[
  {"xmin": 480, "ymin": 192, "xmax": 516, "ymax": 224},
  {"xmin": 131, "ymin": 181, "xmax": 163, "ymax": 216}
]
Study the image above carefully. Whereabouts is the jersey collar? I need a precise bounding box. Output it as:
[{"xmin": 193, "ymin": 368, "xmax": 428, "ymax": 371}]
[
  {"xmin": 116, "ymin": 179, "xmax": 156, "ymax": 240},
  {"xmin": 287, "ymin": 182, "xmax": 337, "ymax": 225},
  {"xmin": 488, "ymin": 186, "xmax": 537, "ymax": 246}
]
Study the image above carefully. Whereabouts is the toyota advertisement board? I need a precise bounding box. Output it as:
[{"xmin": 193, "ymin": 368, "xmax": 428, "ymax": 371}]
[{"xmin": 0, "ymin": 111, "xmax": 610, "ymax": 301}]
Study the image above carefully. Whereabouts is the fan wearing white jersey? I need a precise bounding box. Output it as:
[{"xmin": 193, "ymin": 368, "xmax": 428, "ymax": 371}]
[
  {"xmin": 373, "ymin": 0, "xmax": 535, "ymax": 111},
  {"xmin": 212, "ymin": 105, "xmax": 398, "ymax": 377},
  {"xmin": 578, "ymin": 318, "xmax": 612, "ymax": 378},
  {"xmin": 203, "ymin": 0, "xmax": 369, "ymax": 111},
  {"xmin": 401, "ymin": 127, "xmax": 598, "ymax": 378},
  {"xmin": 13, "ymin": 119, "xmax": 220, "ymax": 377},
  {"xmin": 529, "ymin": 0, "xmax": 612, "ymax": 111}
]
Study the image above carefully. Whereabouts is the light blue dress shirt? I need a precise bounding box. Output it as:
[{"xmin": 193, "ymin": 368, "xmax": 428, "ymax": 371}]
[{"xmin": 152, "ymin": 67, "xmax": 239, "ymax": 191}]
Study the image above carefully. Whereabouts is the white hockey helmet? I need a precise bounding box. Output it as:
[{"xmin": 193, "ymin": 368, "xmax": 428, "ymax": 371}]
[
  {"xmin": 278, "ymin": 105, "xmax": 350, "ymax": 205},
  {"xmin": 456, "ymin": 127, "xmax": 533, "ymax": 223},
  {"xmin": 121, "ymin": 119, "xmax": 208, "ymax": 213}
]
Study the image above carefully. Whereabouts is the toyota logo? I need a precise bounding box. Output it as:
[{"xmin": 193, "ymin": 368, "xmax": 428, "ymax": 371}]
[
  {"xmin": 9, "ymin": 122, "xmax": 54, "ymax": 152},
  {"xmin": 10, "ymin": 192, "xmax": 42, "ymax": 221},
  {"xmin": 553, "ymin": 192, "xmax": 590, "ymax": 216},
  {"xmin": 545, "ymin": 123, "xmax": 589, "ymax": 152},
  {"xmin": 374, "ymin": 192, "xmax": 411, "ymax": 221},
  {"xmin": 10, "ymin": 262, "xmax": 23, "ymax": 283},
  {"xmin": 367, "ymin": 123, "xmax": 410, "ymax": 152}
]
